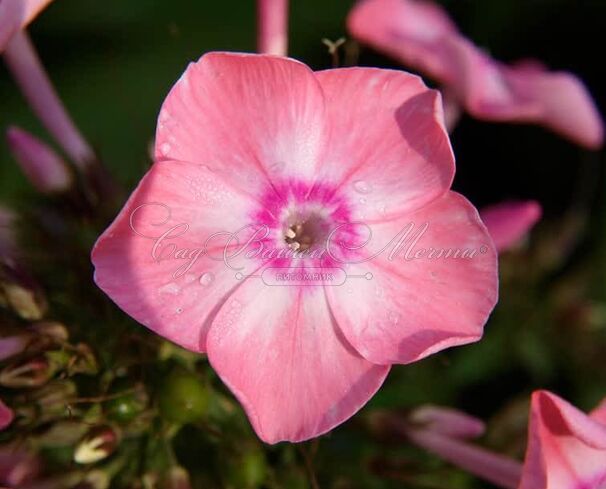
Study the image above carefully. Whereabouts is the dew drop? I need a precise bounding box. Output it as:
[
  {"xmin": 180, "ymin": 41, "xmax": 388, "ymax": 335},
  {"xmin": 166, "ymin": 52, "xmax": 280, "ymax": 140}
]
[
  {"xmin": 159, "ymin": 282, "xmax": 181, "ymax": 295},
  {"xmin": 176, "ymin": 307, "xmax": 183, "ymax": 315},
  {"xmin": 353, "ymin": 180, "xmax": 373, "ymax": 194},
  {"xmin": 199, "ymin": 272, "xmax": 215, "ymax": 287},
  {"xmin": 388, "ymin": 311, "xmax": 400, "ymax": 325},
  {"xmin": 359, "ymin": 198, "xmax": 367, "ymax": 205},
  {"xmin": 159, "ymin": 142, "xmax": 171, "ymax": 156}
]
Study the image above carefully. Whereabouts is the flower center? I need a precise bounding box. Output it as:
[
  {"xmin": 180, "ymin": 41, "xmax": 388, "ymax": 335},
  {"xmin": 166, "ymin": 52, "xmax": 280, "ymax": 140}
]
[{"xmin": 283, "ymin": 212, "xmax": 327, "ymax": 252}]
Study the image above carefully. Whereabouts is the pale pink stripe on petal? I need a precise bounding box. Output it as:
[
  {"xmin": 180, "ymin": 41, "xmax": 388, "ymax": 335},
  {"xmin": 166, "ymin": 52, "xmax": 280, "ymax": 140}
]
[
  {"xmin": 92, "ymin": 160, "xmax": 262, "ymax": 353},
  {"xmin": 315, "ymin": 67, "xmax": 454, "ymax": 220},
  {"xmin": 207, "ymin": 284, "xmax": 390, "ymax": 443},
  {"xmin": 155, "ymin": 52, "xmax": 327, "ymax": 187},
  {"xmin": 480, "ymin": 200, "xmax": 541, "ymax": 252},
  {"xmin": 326, "ymin": 192, "xmax": 497, "ymax": 366}
]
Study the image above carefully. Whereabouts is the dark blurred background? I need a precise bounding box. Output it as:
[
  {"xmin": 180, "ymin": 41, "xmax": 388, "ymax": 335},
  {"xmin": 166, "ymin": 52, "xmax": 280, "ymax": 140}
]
[{"xmin": 1, "ymin": 2, "xmax": 605, "ymax": 487}]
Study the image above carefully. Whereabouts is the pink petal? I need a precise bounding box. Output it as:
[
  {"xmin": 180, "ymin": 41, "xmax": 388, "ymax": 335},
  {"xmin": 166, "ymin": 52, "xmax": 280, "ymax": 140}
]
[
  {"xmin": 326, "ymin": 191, "xmax": 498, "ymax": 365},
  {"xmin": 504, "ymin": 66, "xmax": 604, "ymax": 150},
  {"xmin": 0, "ymin": 0, "xmax": 53, "ymax": 52},
  {"xmin": 520, "ymin": 390, "xmax": 606, "ymax": 489},
  {"xmin": 480, "ymin": 200, "xmax": 542, "ymax": 253},
  {"xmin": 92, "ymin": 160, "xmax": 264, "ymax": 353},
  {"xmin": 155, "ymin": 52, "xmax": 326, "ymax": 188},
  {"xmin": 206, "ymin": 283, "xmax": 390, "ymax": 443},
  {"xmin": 590, "ymin": 398, "xmax": 606, "ymax": 426},
  {"xmin": 315, "ymin": 67, "xmax": 454, "ymax": 220},
  {"xmin": 0, "ymin": 399, "xmax": 13, "ymax": 431},
  {"xmin": 455, "ymin": 40, "xmax": 604, "ymax": 149},
  {"xmin": 347, "ymin": 0, "xmax": 459, "ymax": 82}
]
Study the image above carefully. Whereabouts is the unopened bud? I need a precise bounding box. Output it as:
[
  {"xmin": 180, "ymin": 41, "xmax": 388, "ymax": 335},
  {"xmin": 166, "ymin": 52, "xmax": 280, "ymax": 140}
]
[
  {"xmin": 29, "ymin": 321, "xmax": 70, "ymax": 342},
  {"xmin": 165, "ymin": 466, "xmax": 192, "ymax": 489},
  {"xmin": 0, "ymin": 398, "xmax": 14, "ymax": 430},
  {"xmin": 0, "ymin": 355, "xmax": 54, "ymax": 388},
  {"xmin": 6, "ymin": 126, "xmax": 73, "ymax": 194},
  {"xmin": 0, "ymin": 334, "xmax": 28, "ymax": 361},
  {"xmin": 68, "ymin": 343, "xmax": 98, "ymax": 376},
  {"xmin": 71, "ymin": 469, "xmax": 110, "ymax": 489},
  {"xmin": 158, "ymin": 369, "xmax": 208, "ymax": 424},
  {"xmin": 0, "ymin": 259, "xmax": 47, "ymax": 320},
  {"xmin": 74, "ymin": 425, "xmax": 119, "ymax": 464}
]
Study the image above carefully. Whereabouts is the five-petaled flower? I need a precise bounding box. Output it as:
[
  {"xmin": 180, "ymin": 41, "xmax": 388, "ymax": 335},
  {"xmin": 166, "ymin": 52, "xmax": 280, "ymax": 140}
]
[{"xmin": 92, "ymin": 52, "xmax": 498, "ymax": 443}]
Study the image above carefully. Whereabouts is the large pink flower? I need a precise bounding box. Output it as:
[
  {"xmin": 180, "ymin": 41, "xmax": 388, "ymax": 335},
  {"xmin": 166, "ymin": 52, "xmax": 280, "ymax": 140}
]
[
  {"xmin": 92, "ymin": 52, "xmax": 498, "ymax": 443},
  {"xmin": 348, "ymin": 0, "xmax": 604, "ymax": 149},
  {"xmin": 520, "ymin": 391, "xmax": 606, "ymax": 489}
]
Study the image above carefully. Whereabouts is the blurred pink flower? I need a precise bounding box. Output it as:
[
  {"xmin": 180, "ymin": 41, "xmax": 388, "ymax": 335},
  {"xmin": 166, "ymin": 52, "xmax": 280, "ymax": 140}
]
[
  {"xmin": 92, "ymin": 52, "xmax": 497, "ymax": 443},
  {"xmin": 0, "ymin": 400, "xmax": 13, "ymax": 431},
  {"xmin": 348, "ymin": 0, "xmax": 604, "ymax": 149},
  {"xmin": 480, "ymin": 200, "xmax": 542, "ymax": 252},
  {"xmin": 520, "ymin": 390, "xmax": 606, "ymax": 489},
  {"xmin": 257, "ymin": 0, "xmax": 288, "ymax": 56},
  {"xmin": 6, "ymin": 126, "xmax": 72, "ymax": 193},
  {"xmin": 0, "ymin": 0, "xmax": 53, "ymax": 51},
  {"xmin": 404, "ymin": 391, "xmax": 606, "ymax": 488},
  {"xmin": 409, "ymin": 404, "xmax": 486, "ymax": 440}
]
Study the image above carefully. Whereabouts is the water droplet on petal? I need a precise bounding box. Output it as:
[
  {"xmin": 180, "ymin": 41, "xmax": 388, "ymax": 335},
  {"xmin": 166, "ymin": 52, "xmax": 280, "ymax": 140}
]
[
  {"xmin": 159, "ymin": 142, "xmax": 171, "ymax": 156},
  {"xmin": 159, "ymin": 283, "xmax": 181, "ymax": 295},
  {"xmin": 269, "ymin": 162, "xmax": 285, "ymax": 173},
  {"xmin": 353, "ymin": 180, "xmax": 373, "ymax": 194},
  {"xmin": 176, "ymin": 307, "xmax": 183, "ymax": 315},
  {"xmin": 359, "ymin": 198, "xmax": 367, "ymax": 205},
  {"xmin": 388, "ymin": 311, "xmax": 400, "ymax": 325},
  {"xmin": 199, "ymin": 272, "xmax": 215, "ymax": 287}
]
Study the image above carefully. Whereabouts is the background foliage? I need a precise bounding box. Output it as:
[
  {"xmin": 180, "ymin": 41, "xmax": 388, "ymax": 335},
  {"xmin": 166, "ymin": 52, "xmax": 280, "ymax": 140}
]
[{"xmin": 1, "ymin": 1, "xmax": 605, "ymax": 488}]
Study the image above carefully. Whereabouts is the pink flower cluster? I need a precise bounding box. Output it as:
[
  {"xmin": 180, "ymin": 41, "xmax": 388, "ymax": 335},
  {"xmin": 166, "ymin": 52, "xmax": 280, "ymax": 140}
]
[{"xmin": 348, "ymin": 0, "xmax": 604, "ymax": 149}]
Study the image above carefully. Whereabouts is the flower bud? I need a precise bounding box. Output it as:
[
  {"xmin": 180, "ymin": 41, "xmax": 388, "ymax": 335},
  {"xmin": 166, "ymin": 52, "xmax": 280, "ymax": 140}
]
[
  {"xmin": 29, "ymin": 321, "xmax": 70, "ymax": 342},
  {"xmin": 73, "ymin": 425, "xmax": 119, "ymax": 464},
  {"xmin": 0, "ymin": 335, "xmax": 28, "ymax": 362},
  {"xmin": 0, "ymin": 258, "xmax": 47, "ymax": 320},
  {"xmin": 105, "ymin": 382, "xmax": 148, "ymax": 423},
  {"xmin": 222, "ymin": 447, "xmax": 267, "ymax": 489},
  {"xmin": 6, "ymin": 126, "xmax": 73, "ymax": 194},
  {"xmin": 165, "ymin": 466, "xmax": 192, "ymax": 489},
  {"xmin": 158, "ymin": 370, "xmax": 208, "ymax": 424},
  {"xmin": 67, "ymin": 343, "xmax": 98, "ymax": 376},
  {"xmin": 0, "ymin": 398, "xmax": 14, "ymax": 430},
  {"xmin": 0, "ymin": 355, "xmax": 54, "ymax": 388}
]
